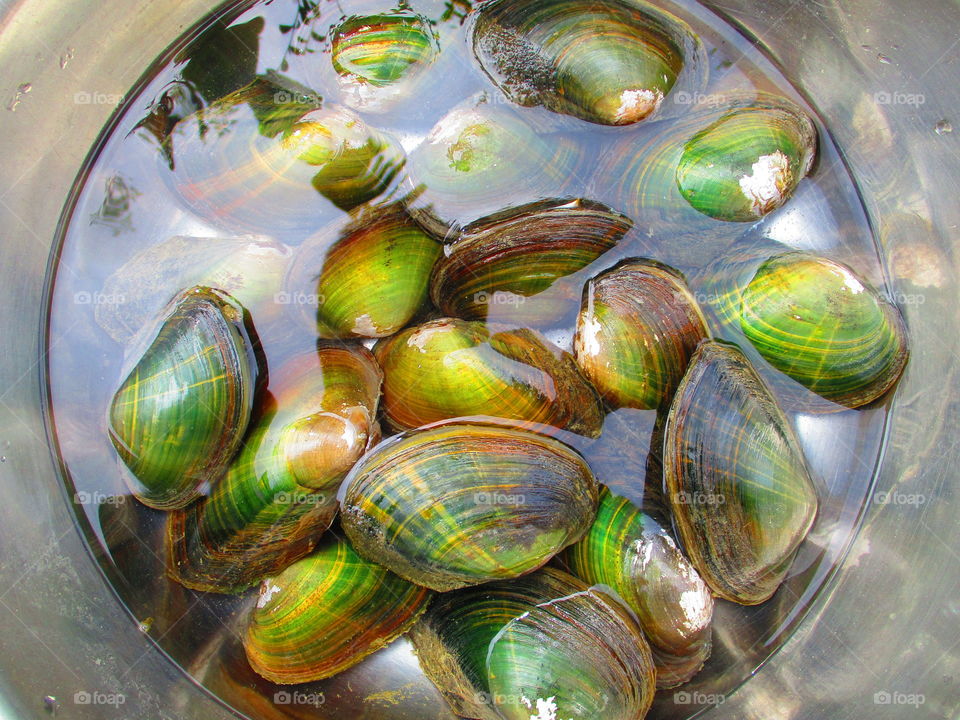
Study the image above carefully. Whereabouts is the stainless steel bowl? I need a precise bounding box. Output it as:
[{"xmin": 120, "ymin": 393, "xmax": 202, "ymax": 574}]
[{"xmin": 0, "ymin": 0, "xmax": 957, "ymax": 718}]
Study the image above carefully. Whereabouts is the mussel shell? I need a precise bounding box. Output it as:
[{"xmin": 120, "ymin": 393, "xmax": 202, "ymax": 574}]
[
  {"xmin": 165, "ymin": 76, "xmax": 405, "ymax": 239},
  {"xmin": 94, "ymin": 235, "xmax": 292, "ymax": 346},
  {"xmin": 664, "ymin": 341, "xmax": 819, "ymax": 605},
  {"xmin": 677, "ymin": 104, "xmax": 817, "ymax": 221},
  {"xmin": 430, "ymin": 198, "xmax": 631, "ymax": 326},
  {"xmin": 166, "ymin": 346, "xmax": 382, "ymax": 593},
  {"xmin": 575, "ymin": 258, "xmax": 709, "ymax": 410},
  {"xmin": 409, "ymin": 567, "xmax": 656, "ymax": 720},
  {"xmin": 562, "ymin": 487, "xmax": 713, "ymax": 688},
  {"xmin": 243, "ymin": 535, "xmax": 431, "ymax": 684},
  {"xmin": 331, "ymin": 10, "xmax": 439, "ymax": 110},
  {"xmin": 313, "ymin": 206, "xmax": 442, "ymax": 338},
  {"xmin": 471, "ymin": 0, "xmax": 706, "ymax": 127},
  {"xmin": 596, "ymin": 93, "xmax": 816, "ymax": 236},
  {"xmin": 375, "ymin": 318, "xmax": 604, "ymax": 436},
  {"xmin": 403, "ymin": 100, "xmax": 583, "ymax": 238},
  {"xmin": 738, "ymin": 252, "xmax": 909, "ymax": 408},
  {"xmin": 341, "ymin": 423, "xmax": 599, "ymax": 591},
  {"xmin": 108, "ymin": 286, "xmax": 259, "ymax": 510}
]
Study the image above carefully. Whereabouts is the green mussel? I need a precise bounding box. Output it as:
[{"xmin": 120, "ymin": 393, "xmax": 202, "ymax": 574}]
[
  {"xmin": 430, "ymin": 198, "xmax": 631, "ymax": 326},
  {"xmin": 677, "ymin": 103, "xmax": 817, "ymax": 221},
  {"xmin": 166, "ymin": 346, "xmax": 382, "ymax": 593},
  {"xmin": 108, "ymin": 286, "xmax": 259, "ymax": 510},
  {"xmin": 331, "ymin": 10, "xmax": 438, "ymax": 110},
  {"xmin": 472, "ymin": 0, "xmax": 704, "ymax": 126},
  {"xmin": 664, "ymin": 341, "xmax": 819, "ymax": 605},
  {"xmin": 244, "ymin": 536, "xmax": 431, "ymax": 684},
  {"xmin": 409, "ymin": 567, "xmax": 656, "ymax": 720},
  {"xmin": 599, "ymin": 93, "xmax": 817, "ymax": 235},
  {"xmin": 563, "ymin": 487, "xmax": 713, "ymax": 688},
  {"xmin": 342, "ymin": 423, "xmax": 599, "ymax": 591},
  {"xmin": 575, "ymin": 259, "xmax": 709, "ymax": 410},
  {"xmin": 404, "ymin": 100, "xmax": 582, "ymax": 237},
  {"xmin": 736, "ymin": 252, "xmax": 909, "ymax": 408},
  {"xmin": 166, "ymin": 76, "xmax": 405, "ymax": 238},
  {"xmin": 374, "ymin": 318, "xmax": 604, "ymax": 436},
  {"xmin": 312, "ymin": 206, "xmax": 442, "ymax": 338}
]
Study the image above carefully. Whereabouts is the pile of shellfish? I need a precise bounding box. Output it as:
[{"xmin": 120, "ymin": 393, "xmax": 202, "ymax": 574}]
[{"xmin": 102, "ymin": 0, "xmax": 909, "ymax": 717}]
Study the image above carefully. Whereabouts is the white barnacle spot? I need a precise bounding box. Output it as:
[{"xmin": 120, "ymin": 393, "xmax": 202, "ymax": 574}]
[
  {"xmin": 528, "ymin": 696, "xmax": 571, "ymax": 720},
  {"xmin": 738, "ymin": 150, "xmax": 791, "ymax": 217},
  {"xmin": 406, "ymin": 322, "xmax": 447, "ymax": 352},
  {"xmin": 615, "ymin": 88, "xmax": 663, "ymax": 123},
  {"xmin": 352, "ymin": 313, "xmax": 381, "ymax": 337},
  {"xmin": 257, "ymin": 581, "xmax": 282, "ymax": 609},
  {"xmin": 679, "ymin": 588, "xmax": 712, "ymax": 630},
  {"xmin": 833, "ymin": 265, "xmax": 866, "ymax": 294}
]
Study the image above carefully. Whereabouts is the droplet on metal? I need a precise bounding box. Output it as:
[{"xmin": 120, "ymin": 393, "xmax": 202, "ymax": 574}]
[
  {"xmin": 877, "ymin": 54, "xmax": 892, "ymax": 64},
  {"xmin": 43, "ymin": 696, "xmax": 58, "ymax": 714},
  {"xmin": 138, "ymin": 617, "xmax": 154, "ymax": 633},
  {"xmin": 935, "ymin": 120, "xmax": 953, "ymax": 136}
]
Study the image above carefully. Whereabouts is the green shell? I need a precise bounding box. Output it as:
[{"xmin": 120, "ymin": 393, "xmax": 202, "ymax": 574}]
[
  {"xmin": 677, "ymin": 105, "xmax": 817, "ymax": 221},
  {"xmin": 166, "ymin": 77, "xmax": 405, "ymax": 238},
  {"xmin": 563, "ymin": 487, "xmax": 713, "ymax": 688},
  {"xmin": 598, "ymin": 93, "xmax": 816, "ymax": 237},
  {"xmin": 108, "ymin": 286, "xmax": 259, "ymax": 510},
  {"xmin": 574, "ymin": 259, "xmax": 709, "ymax": 410},
  {"xmin": 332, "ymin": 11, "xmax": 437, "ymax": 88},
  {"xmin": 313, "ymin": 207, "xmax": 442, "ymax": 338},
  {"xmin": 404, "ymin": 101, "xmax": 582, "ymax": 237},
  {"xmin": 664, "ymin": 341, "xmax": 819, "ymax": 605},
  {"xmin": 472, "ymin": 0, "xmax": 703, "ymax": 126},
  {"xmin": 374, "ymin": 318, "xmax": 604, "ymax": 437},
  {"xmin": 243, "ymin": 536, "xmax": 431, "ymax": 684},
  {"xmin": 430, "ymin": 198, "xmax": 630, "ymax": 326},
  {"xmin": 737, "ymin": 252, "xmax": 909, "ymax": 407},
  {"xmin": 166, "ymin": 347, "xmax": 382, "ymax": 593},
  {"xmin": 409, "ymin": 567, "xmax": 656, "ymax": 720},
  {"xmin": 342, "ymin": 423, "xmax": 599, "ymax": 591}
]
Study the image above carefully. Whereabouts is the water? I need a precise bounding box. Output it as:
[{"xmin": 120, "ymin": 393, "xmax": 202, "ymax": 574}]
[{"xmin": 44, "ymin": 0, "xmax": 895, "ymax": 717}]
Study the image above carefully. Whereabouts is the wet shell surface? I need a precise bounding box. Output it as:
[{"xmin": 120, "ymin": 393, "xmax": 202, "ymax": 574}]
[
  {"xmin": 409, "ymin": 567, "xmax": 657, "ymax": 720},
  {"xmin": 108, "ymin": 286, "xmax": 259, "ymax": 510},
  {"xmin": 243, "ymin": 536, "xmax": 431, "ymax": 684},
  {"xmin": 664, "ymin": 341, "xmax": 819, "ymax": 605},
  {"xmin": 574, "ymin": 259, "xmax": 710, "ymax": 410},
  {"xmin": 472, "ymin": 0, "xmax": 703, "ymax": 126},
  {"xmin": 341, "ymin": 423, "xmax": 599, "ymax": 591},
  {"xmin": 166, "ymin": 346, "xmax": 382, "ymax": 593},
  {"xmin": 563, "ymin": 487, "xmax": 714, "ymax": 688},
  {"xmin": 313, "ymin": 207, "xmax": 442, "ymax": 339},
  {"xmin": 374, "ymin": 317, "xmax": 604, "ymax": 437},
  {"xmin": 430, "ymin": 197, "xmax": 631, "ymax": 326}
]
